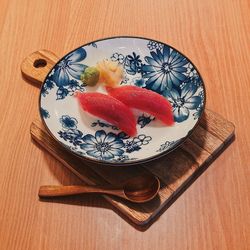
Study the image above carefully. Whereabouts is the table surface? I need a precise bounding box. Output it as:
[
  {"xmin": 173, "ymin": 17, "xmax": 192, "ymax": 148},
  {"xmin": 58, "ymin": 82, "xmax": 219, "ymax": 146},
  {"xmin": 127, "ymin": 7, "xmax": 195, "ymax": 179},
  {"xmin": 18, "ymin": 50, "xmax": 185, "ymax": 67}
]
[{"xmin": 0, "ymin": 0, "xmax": 249, "ymax": 249}]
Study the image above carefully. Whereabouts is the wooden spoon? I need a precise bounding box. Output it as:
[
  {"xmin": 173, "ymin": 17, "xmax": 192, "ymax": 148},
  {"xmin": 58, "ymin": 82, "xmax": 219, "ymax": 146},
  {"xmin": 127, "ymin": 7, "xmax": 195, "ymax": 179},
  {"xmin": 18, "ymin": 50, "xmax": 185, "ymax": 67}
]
[{"xmin": 39, "ymin": 174, "xmax": 160, "ymax": 203}]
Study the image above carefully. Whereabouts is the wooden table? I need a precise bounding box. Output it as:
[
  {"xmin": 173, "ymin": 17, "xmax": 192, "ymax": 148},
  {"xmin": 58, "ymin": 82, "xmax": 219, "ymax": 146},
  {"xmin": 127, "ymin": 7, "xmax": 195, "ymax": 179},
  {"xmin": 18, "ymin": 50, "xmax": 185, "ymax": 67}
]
[{"xmin": 0, "ymin": 0, "xmax": 249, "ymax": 249}]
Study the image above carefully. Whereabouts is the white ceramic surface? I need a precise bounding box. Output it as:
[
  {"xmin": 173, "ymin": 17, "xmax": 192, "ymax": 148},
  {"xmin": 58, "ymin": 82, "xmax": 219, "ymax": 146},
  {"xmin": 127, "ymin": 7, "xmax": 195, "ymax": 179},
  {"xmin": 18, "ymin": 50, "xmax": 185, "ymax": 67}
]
[{"xmin": 40, "ymin": 36, "xmax": 205, "ymax": 165}]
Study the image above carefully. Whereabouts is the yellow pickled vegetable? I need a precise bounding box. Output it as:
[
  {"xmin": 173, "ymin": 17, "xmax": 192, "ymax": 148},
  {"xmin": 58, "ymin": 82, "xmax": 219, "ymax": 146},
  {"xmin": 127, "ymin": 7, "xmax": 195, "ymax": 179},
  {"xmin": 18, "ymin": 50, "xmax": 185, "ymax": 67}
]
[{"xmin": 97, "ymin": 60, "xmax": 124, "ymax": 87}]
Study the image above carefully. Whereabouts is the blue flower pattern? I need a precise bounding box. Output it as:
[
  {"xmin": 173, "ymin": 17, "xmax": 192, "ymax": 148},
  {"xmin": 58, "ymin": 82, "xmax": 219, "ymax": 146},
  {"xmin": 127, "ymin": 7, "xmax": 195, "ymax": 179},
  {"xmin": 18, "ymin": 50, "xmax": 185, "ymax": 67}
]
[
  {"xmin": 157, "ymin": 140, "xmax": 179, "ymax": 152},
  {"xmin": 110, "ymin": 40, "xmax": 203, "ymax": 123},
  {"xmin": 41, "ymin": 48, "xmax": 87, "ymax": 99},
  {"xmin": 58, "ymin": 129, "xmax": 84, "ymax": 147},
  {"xmin": 111, "ymin": 53, "xmax": 125, "ymax": 64},
  {"xmin": 163, "ymin": 81, "xmax": 202, "ymax": 122},
  {"xmin": 147, "ymin": 41, "xmax": 164, "ymax": 51},
  {"xmin": 60, "ymin": 115, "xmax": 78, "ymax": 130},
  {"xmin": 137, "ymin": 114, "xmax": 155, "ymax": 128},
  {"xmin": 133, "ymin": 77, "xmax": 146, "ymax": 88},
  {"xmin": 42, "ymin": 39, "xmax": 205, "ymax": 162},
  {"xmin": 141, "ymin": 46, "xmax": 188, "ymax": 92},
  {"xmin": 56, "ymin": 79, "xmax": 85, "ymax": 100},
  {"xmin": 40, "ymin": 108, "xmax": 50, "ymax": 119},
  {"xmin": 41, "ymin": 75, "xmax": 55, "ymax": 97},
  {"xmin": 53, "ymin": 48, "xmax": 87, "ymax": 87},
  {"xmin": 124, "ymin": 52, "xmax": 142, "ymax": 75},
  {"xmin": 81, "ymin": 130, "xmax": 125, "ymax": 160},
  {"xmin": 57, "ymin": 116, "xmax": 152, "ymax": 161},
  {"xmin": 124, "ymin": 134, "xmax": 152, "ymax": 153}
]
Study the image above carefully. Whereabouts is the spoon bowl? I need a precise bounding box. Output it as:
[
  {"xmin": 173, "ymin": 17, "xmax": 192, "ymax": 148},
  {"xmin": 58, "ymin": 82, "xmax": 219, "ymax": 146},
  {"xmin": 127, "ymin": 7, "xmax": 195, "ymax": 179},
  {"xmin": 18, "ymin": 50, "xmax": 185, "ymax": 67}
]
[
  {"xmin": 39, "ymin": 174, "xmax": 160, "ymax": 203},
  {"xmin": 123, "ymin": 174, "xmax": 160, "ymax": 203}
]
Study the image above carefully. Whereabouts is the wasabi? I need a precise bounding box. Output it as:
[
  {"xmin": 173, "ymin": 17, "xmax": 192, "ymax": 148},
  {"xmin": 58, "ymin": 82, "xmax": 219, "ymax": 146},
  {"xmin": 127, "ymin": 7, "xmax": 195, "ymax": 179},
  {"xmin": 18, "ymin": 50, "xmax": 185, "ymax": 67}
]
[{"xmin": 80, "ymin": 67, "xmax": 100, "ymax": 86}]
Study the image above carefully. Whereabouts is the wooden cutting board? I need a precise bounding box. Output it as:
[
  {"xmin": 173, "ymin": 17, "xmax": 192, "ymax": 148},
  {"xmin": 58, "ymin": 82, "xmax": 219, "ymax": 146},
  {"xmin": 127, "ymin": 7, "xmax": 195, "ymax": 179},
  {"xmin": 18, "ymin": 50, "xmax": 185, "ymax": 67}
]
[{"xmin": 22, "ymin": 50, "xmax": 235, "ymax": 228}]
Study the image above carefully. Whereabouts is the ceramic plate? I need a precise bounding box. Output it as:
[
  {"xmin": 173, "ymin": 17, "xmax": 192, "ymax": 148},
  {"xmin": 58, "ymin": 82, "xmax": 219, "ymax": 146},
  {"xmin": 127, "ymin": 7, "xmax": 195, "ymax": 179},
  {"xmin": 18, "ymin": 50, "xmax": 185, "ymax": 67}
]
[{"xmin": 40, "ymin": 36, "xmax": 205, "ymax": 165}]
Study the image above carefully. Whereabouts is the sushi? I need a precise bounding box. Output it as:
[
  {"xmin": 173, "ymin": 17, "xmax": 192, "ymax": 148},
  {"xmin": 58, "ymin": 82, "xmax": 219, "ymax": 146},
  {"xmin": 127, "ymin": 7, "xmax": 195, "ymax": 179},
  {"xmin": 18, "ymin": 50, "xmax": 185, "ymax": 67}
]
[
  {"xmin": 106, "ymin": 85, "xmax": 174, "ymax": 126},
  {"xmin": 76, "ymin": 92, "xmax": 137, "ymax": 136}
]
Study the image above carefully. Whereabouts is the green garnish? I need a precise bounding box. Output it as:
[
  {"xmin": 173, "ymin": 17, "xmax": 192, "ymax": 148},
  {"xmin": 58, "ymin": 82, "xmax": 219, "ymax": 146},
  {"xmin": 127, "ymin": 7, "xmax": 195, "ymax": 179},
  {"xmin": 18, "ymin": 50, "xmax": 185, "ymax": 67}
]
[{"xmin": 80, "ymin": 66, "xmax": 100, "ymax": 86}]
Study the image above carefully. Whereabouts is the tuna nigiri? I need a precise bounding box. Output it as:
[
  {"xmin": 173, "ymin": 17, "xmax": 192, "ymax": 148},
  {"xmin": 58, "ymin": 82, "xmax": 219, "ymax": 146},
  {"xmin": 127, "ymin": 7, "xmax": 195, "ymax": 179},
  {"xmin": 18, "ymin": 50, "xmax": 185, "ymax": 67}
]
[
  {"xmin": 76, "ymin": 92, "xmax": 137, "ymax": 136},
  {"xmin": 106, "ymin": 86, "xmax": 174, "ymax": 126}
]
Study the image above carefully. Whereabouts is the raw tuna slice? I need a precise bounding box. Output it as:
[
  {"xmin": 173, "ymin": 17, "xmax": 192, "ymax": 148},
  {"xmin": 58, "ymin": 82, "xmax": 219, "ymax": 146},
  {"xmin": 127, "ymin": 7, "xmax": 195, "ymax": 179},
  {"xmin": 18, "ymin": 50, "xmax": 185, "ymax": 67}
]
[
  {"xmin": 106, "ymin": 86, "xmax": 174, "ymax": 126},
  {"xmin": 76, "ymin": 92, "xmax": 137, "ymax": 136}
]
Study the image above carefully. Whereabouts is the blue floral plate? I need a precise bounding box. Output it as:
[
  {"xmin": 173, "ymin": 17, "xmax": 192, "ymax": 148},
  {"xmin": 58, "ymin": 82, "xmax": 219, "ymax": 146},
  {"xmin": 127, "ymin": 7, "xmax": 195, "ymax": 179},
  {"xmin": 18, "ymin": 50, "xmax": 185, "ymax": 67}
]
[{"xmin": 40, "ymin": 36, "xmax": 205, "ymax": 165}]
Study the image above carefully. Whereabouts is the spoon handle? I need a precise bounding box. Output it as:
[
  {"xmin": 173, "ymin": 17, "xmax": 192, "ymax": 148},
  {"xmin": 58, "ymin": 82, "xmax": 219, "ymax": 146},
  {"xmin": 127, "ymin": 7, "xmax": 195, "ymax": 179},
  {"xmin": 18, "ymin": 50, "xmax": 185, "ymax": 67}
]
[{"xmin": 38, "ymin": 185, "xmax": 123, "ymax": 197}]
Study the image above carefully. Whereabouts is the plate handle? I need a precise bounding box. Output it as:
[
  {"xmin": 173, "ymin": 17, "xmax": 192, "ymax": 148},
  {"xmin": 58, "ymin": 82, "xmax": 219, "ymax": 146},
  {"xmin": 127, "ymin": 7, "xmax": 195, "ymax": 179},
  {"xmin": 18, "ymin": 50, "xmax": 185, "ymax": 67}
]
[{"xmin": 21, "ymin": 50, "xmax": 59, "ymax": 86}]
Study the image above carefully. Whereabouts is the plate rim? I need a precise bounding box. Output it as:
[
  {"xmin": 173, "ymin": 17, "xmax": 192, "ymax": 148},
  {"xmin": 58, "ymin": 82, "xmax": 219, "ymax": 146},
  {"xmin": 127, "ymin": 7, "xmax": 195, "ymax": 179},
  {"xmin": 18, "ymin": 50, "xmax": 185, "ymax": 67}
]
[{"xmin": 38, "ymin": 35, "xmax": 206, "ymax": 166}]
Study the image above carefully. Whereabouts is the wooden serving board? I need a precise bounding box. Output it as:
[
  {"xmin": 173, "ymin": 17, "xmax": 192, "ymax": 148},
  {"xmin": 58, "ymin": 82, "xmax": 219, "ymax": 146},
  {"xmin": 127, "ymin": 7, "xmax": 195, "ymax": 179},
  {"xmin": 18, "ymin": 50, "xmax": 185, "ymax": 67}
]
[{"xmin": 22, "ymin": 50, "xmax": 235, "ymax": 228}]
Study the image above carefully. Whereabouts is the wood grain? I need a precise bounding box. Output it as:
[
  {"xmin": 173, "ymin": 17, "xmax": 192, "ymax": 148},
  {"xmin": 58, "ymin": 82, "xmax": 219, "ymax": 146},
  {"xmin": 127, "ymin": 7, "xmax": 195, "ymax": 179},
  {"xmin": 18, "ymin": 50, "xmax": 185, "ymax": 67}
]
[{"xmin": 0, "ymin": 0, "xmax": 249, "ymax": 249}]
